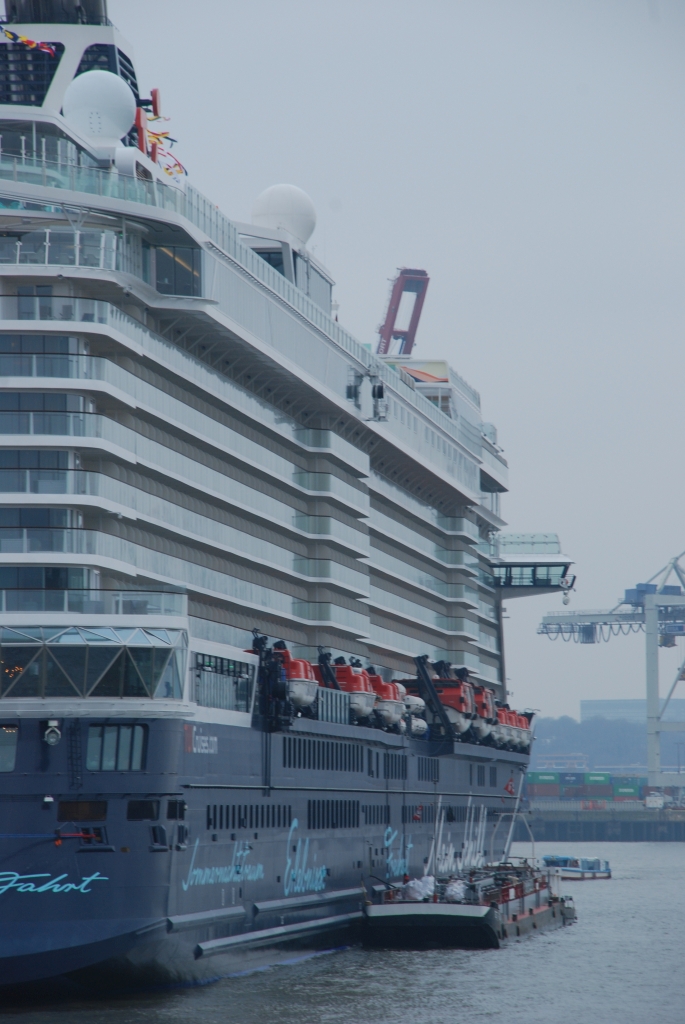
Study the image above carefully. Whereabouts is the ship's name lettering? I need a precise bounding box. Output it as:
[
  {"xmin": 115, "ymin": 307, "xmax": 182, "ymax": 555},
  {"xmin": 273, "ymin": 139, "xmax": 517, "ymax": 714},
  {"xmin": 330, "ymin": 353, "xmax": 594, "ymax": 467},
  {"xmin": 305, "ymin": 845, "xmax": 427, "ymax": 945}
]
[
  {"xmin": 284, "ymin": 819, "xmax": 327, "ymax": 896},
  {"xmin": 184, "ymin": 724, "xmax": 218, "ymax": 755},
  {"xmin": 0, "ymin": 871, "xmax": 108, "ymax": 895},
  {"xmin": 384, "ymin": 827, "xmax": 413, "ymax": 878},
  {"xmin": 182, "ymin": 838, "xmax": 264, "ymax": 891}
]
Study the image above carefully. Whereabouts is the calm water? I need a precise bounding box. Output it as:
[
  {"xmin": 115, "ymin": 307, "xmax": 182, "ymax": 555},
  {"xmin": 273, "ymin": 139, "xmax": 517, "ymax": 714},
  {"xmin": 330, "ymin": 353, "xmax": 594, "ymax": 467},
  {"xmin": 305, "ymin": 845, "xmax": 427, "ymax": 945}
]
[{"xmin": 2, "ymin": 842, "xmax": 684, "ymax": 1024}]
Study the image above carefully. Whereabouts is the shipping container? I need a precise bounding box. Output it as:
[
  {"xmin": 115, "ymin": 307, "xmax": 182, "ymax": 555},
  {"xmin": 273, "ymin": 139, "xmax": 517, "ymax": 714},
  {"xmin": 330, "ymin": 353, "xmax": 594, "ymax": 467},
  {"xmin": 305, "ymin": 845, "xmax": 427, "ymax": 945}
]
[
  {"xmin": 561, "ymin": 786, "xmax": 585, "ymax": 798},
  {"xmin": 527, "ymin": 772, "xmax": 559, "ymax": 784},
  {"xmin": 590, "ymin": 785, "xmax": 614, "ymax": 797},
  {"xmin": 585, "ymin": 773, "xmax": 611, "ymax": 785},
  {"xmin": 613, "ymin": 785, "xmax": 640, "ymax": 796},
  {"xmin": 559, "ymin": 772, "xmax": 585, "ymax": 785},
  {"xmin": 611, "ymin": 776, "xmax": 648, "ymax": 787},
  {"xmin": 527, "ymin": 784, "xmax": 560, "ymax": 797}
]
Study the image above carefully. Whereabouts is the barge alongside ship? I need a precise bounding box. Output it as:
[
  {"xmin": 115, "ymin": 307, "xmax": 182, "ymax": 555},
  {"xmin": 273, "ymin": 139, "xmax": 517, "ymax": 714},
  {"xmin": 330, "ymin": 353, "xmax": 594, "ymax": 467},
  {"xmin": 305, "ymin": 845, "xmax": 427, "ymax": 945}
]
[{"xmin": 0, "ymin": 0, "xmax": 574, "ymax": 992}]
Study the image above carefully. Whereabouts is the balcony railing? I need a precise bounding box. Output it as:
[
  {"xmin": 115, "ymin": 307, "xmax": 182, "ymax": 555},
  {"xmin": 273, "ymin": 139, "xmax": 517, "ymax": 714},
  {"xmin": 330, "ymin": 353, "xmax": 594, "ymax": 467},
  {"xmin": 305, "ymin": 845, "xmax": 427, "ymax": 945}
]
[
  {"xmin": 0, "ymin": 527, "xmax": 96, "ymax": 553},
  {"xmin": 0, "ymin": 589, "xmax": 186, "ymax": 615}
]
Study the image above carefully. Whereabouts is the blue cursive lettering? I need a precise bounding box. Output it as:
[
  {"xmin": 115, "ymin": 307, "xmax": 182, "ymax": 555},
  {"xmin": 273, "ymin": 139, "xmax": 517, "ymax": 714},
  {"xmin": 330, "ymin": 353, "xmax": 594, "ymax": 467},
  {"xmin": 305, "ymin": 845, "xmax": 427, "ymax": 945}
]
[
  {"xmin": 283, "ymin": 819, "xmax": 327, "ymax": 896},
  {"xmin": 0, "ymin": 871, "xmax": 107, "ymax": 895},
  {"xmin": 384, "ymin": 826, "xmax": 413, "ymax": 878},
  {"xmin": 181, "ymin": 838, "xmax": 264, "ymax": 891}
]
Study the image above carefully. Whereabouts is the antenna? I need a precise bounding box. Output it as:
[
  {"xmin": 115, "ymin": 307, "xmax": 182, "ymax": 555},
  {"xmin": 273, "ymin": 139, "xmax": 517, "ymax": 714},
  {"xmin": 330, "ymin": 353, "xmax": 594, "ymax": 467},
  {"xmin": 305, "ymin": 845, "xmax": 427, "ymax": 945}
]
[{"xmin": 376, "ymin": 268, "xmax": 429, "ymax": 356}]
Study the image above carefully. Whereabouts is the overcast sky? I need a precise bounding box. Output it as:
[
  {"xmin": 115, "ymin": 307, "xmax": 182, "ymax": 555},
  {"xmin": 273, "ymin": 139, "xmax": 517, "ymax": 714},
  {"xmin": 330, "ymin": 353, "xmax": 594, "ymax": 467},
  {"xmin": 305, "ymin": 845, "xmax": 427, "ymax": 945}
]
[{"xmin": 111, "ymin": 0, "xmax": 685, "ymax": 718}]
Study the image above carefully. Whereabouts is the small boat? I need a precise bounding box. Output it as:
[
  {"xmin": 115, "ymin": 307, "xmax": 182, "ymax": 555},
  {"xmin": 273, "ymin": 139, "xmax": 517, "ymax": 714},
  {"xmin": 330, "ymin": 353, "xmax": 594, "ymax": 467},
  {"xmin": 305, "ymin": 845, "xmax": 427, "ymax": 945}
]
[
  {"xmin": 363, "ymin": 862, "xmax": 576, "ymax": 949},
  {"xmin": 542, "ymin": 855, "xmax": 611, "ymax": 880}
]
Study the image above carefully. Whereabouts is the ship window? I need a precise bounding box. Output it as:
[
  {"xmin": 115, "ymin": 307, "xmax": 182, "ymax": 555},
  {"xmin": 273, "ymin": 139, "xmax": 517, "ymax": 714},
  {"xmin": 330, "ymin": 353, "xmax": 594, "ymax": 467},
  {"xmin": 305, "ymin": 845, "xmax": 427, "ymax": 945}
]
[
  {"xmin": 86, "ymin": 724, "xmax": 147, "ymax": 771},
  {"xmin": 167, "ymin": 799, "xmax": 186, "ymax": 820},
  {"xmin": 256, "ymin": 249, "xmax": 285, "ymax": 275},
  {"xmin": 490, "ymin": 767, "xmax": 497, "ymax": 788},
  {"xmin": 0, "ymin": 43, "xmax": 64, "ymax": 106},
  {"xmin": 156, "ymin": 246, "xmax": 201, "ymax": 297},
  {"xmin": 127, "ymin": 800, "xmax": 159, "ymax": 821},
  {"xmin": 477, "ymin": 765, "xmax": 485, "ymax": 787},
  {"xmin": 0, "ymin": 725, "xmax": 18, "ymax": 771},
  {"xmin": 194, "ymin": 654, "xmax": 254, "ymax": 712},
  {"xmin": 57, "ymin": 800, "xmax": 107, "ymax": 822},
  {"xmin": 469, "ymin": 763, "xmax": 473, "ymax": 786}
]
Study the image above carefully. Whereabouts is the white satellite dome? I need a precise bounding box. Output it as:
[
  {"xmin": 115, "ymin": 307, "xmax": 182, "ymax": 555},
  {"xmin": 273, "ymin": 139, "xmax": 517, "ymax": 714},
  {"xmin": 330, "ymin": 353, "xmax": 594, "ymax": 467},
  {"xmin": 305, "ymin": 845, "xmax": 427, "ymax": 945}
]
[
  {"xmin": 63, "ymin": 70, "xmax": 136, "ymax": 145},
  {"xmin": 251, "ymin": 184, "xmax": 316, "ymax": 245}
]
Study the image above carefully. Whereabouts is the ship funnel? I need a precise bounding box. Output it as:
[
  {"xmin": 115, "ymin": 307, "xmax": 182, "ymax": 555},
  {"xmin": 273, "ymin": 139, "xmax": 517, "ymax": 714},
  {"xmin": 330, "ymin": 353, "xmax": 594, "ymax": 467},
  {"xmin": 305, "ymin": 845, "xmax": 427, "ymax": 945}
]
[{"xmin": 5, "ymin": 0, "xmax": 108, "ymax": 24}]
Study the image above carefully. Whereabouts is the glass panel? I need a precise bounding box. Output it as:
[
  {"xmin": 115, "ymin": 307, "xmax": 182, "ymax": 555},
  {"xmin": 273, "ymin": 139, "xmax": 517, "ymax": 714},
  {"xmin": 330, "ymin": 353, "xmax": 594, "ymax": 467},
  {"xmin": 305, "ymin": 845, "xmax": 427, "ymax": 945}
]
[
  {"xmin": 1, "ymin": 645, "xmax": 40, "ymax": 694},
  {"xmin": 89, "ymin": 652, "xmax": 123, "ymax": 697},
  {"xmin": 18, "ymin": 231, "xmax": 46, "ymax": 265},
  {"xmin": 101, "ymin": 725, "xmax": 118, "ymax": 770},
  {"xmin": 122, "ymin": 651, "xmax": 149, "ymax": 697},
  {"xmin": 47, "ymin": 647, "xmax": 85, "ymax": 694},
  {"xmin": 84, "ymin": 647, "xmax": 119, "ymax": 692},
  {"xmin": 117, "ymin": 724, "xmax": 132, "ymax": 770},
  {"xmin": 0, "ymin": 237, "xmax": 18, "ymax": 263},
  {"xmin": 0, "ymin": 628, "xmax": 38, "ymax": 642},
  {"xmin": 145, "ymin": 629, "xmax": 170, "ymax": 644},
  {"xmin": 82, "ymin": 628, "xmax": 119, "ymax": 642},
  {"xmin": 7, "ymin": 654, "xmax": 42, "ymax": 696},
  {"xmin": 126, "ymin": 629, "xmax": 151, "ymax": 645},
  {"xmin": 86, "ymin": 724, "xmax": 103, "ymax": 770},
  {"xmin": 50, "ymin": 628, "xmax": 85, "ymax": 643},
  {"xmin": 173, "ymin": 247, "xmax": 195, "ymax": 296},
  {"xmin": 114, "ymin": 628, "xmax": 138, "ymax": 642},
  {"xmin": 156, "ymin": 247, "xmax": 175, "ymax": 294},
  {"xmin": 131, "ymin": 724, "xmax": 145, "ymax": 769},
  {"xmin": 78, "ymin": 231, "xmax": 102, "ymax": 268},
  {"xmin": 44, "ymin": 652, "xmax": 79, "ymax": 696},
  {"xmin": 47, "ymin": 230, "xmax": 76, "ymax": 266},
  {"xmin": 128, "ymin": 647, "xmax": 153, "ymax": 690},
  {"xmin": 0, "ymin": 725, "xmax": 18, "ymax": 771},
  {"xmin": 154, "ymin": 649, "xmax": 183, "ymax": 699}
]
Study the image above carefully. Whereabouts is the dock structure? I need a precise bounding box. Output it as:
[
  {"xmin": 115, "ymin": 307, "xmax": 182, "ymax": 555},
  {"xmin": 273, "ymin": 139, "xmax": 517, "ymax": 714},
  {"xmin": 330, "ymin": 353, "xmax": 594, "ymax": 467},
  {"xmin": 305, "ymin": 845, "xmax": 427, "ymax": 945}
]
[
  {"xmin": 539, "ymin": 554, "xmax": 685, "ymax": 790},
  {"xmin": 515, "ymin": 806, "xmax": 685, "ymax": 843}
]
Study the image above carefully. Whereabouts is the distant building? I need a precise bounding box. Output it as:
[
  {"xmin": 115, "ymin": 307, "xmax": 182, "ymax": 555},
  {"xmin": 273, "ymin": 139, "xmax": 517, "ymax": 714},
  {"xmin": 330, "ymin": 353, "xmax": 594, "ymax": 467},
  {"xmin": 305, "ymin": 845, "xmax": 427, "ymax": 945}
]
[{"xmin": 580, "ymin": 699, "xmax": 685, "ymax": 724}]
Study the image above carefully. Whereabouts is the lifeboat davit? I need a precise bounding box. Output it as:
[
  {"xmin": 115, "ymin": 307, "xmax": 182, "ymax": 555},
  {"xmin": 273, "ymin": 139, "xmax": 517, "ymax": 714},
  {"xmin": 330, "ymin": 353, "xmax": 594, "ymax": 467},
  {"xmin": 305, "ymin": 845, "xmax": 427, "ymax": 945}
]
[
  {"xmin": 272, "ymin": 644, "xmax": 319, "ymax": 707},
  {"xmin": 368, "ymin": 671, "xmax": 404, "ymax": 727},
  {"xmin": 472, "ymin": 684, "xmax": 496, "ymax": 741},
  {"xmin": 435, "ymin": 680, "xmax": 474, "ymax": 735},
  {"xmin": 316, "ymin": 660, "xmax": 377, "ymax": 720}
]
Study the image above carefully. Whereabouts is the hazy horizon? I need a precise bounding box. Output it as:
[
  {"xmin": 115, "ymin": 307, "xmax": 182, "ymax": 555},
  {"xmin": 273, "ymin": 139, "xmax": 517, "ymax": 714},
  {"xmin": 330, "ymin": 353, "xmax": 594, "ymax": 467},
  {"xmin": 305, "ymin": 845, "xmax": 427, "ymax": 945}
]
[{"xmin": 110, "ymin": 0, "xmax": 685, "ymax": 719}]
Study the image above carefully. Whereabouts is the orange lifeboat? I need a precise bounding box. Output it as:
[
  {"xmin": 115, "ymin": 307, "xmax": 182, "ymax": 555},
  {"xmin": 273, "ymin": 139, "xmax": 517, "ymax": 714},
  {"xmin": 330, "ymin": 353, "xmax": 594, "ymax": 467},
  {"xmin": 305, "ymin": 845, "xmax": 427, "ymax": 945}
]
[
  {"xmin": 368, "ymin": 671, "xmax": 404, "ymax": 727},
  {"xmin": 493, "ymin": 706, "xmax": 512, "ymax": 748},
  {"xmin": 272, "ymin": 643, "xmax": 318, "ymax": 707},
  {"xmin": 313, "ymin": 659, "xmax": 377, "ymax": 720},
  {"xmin": 513, "ymin": 712, "xmax": 532, "ymax": 751},
  {"xmin": 434, "ymin": 681, "xmax": 474, "ymax": 735},
  {"xmin": 472, "ymin": 685, "xmax": 496, "ymax": 740}
]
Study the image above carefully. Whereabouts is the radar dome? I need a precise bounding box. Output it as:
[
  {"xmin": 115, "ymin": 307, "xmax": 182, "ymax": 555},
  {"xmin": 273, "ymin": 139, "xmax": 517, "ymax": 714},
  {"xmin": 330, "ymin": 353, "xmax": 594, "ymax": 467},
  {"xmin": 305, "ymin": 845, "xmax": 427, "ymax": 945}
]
[
  {"xmin": 63, "ymin": 70, "xmax": 136, "ymax": 145},
  {"xmin": 251, "ymin": 184, "xmax": 316, "ymax": 245}
]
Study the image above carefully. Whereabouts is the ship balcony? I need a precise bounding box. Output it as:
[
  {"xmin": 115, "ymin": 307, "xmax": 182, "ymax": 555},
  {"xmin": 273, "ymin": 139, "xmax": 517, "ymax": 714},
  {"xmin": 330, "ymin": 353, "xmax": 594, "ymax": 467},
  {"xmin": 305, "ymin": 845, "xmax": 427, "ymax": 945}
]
[{"xmin": 0, "ymin": 588, "xmax": 186, "ymax": 616}]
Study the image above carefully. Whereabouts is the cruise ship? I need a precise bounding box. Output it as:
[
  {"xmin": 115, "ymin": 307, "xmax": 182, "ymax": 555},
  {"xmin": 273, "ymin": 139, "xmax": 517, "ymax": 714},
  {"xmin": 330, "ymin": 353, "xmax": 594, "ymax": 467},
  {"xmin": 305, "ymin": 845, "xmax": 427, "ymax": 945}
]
[{"xmin": 0, "ymin": 0, "xmax": 573, "ymax": 991}]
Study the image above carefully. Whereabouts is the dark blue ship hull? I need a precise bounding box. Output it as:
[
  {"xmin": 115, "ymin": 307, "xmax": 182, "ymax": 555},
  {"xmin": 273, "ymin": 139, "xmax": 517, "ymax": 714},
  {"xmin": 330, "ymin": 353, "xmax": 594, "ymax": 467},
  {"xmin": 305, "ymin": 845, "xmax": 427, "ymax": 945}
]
[{"xmin": 0, "ymin": 713, "xmax": 527, "ymax": 992}]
